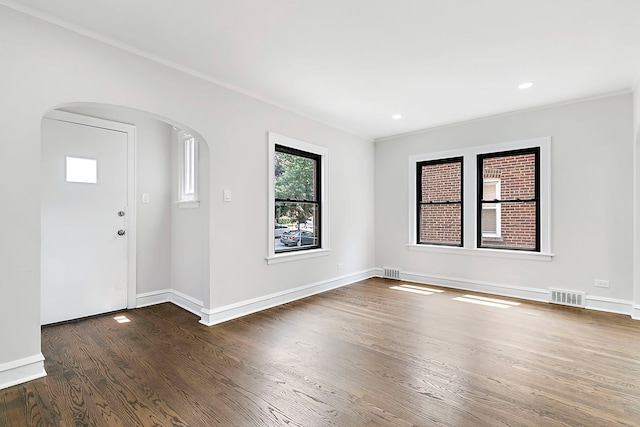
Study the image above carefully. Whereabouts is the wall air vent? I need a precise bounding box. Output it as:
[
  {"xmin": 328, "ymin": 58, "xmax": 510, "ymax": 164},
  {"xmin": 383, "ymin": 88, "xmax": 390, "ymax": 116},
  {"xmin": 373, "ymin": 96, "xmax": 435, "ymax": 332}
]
[
  {"xmin": 383, "ymin": 267, "xmax": 401, "ymax": 280},
  {"xmin": 549, "ymin": 288, "xmax": 586, "ymax": 308}
]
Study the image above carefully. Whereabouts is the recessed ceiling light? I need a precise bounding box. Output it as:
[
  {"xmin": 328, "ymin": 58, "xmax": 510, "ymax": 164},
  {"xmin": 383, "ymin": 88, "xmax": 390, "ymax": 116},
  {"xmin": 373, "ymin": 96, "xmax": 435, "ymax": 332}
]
[
  {"xmin": 392, "ymin": 114, "xmax": 402, "ymax": 120},
  {"xmin": 518, "ymin": 81, "xmax": 534, "ymax": 90}
]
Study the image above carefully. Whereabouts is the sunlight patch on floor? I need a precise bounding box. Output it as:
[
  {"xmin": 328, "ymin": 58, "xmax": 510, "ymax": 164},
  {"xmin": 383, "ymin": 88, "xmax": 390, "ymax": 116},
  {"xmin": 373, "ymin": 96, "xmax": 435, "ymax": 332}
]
[
  {"xmin": 113, "ymin": 315, "xmax": 131, "ymax": 323},
  {"xmin": 398, "ymin": 284, "xmax": 445, "ymax": 293},
  {"xmin": 390, "ymin": 284, "xmax": 444, "ymax": 296},
  {"xmin": 462, "ymin": 295, "xmax": 521, "ymax": 306},
  {"xmin": 452, "ymin": 295, "xmax": 520, "ymax": 309}
]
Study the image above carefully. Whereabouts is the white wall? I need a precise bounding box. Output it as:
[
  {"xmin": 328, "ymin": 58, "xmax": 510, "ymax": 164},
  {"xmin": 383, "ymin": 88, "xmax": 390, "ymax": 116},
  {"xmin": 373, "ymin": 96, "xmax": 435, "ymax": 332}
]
[
  {"xmin": 634, "ymin": 83, "xmax": 640, "ymax": 315},
  {"xmin": 375, "ymin": 94, "xmax": 634, "ymax": 307},
  {"xmin": 134, "ymin": 117, "xmax": 173, "ymax": 294},
  {"xmin": 0, "ymin": 5, "xmax": 375, "ymax": 388},
  {"xmin": 171, "ymin": 130, "xmax": 210, "ymax": 304},
  {"xmin": 203, "ymin": 103, "xmax": 376, "ymax": 322}
]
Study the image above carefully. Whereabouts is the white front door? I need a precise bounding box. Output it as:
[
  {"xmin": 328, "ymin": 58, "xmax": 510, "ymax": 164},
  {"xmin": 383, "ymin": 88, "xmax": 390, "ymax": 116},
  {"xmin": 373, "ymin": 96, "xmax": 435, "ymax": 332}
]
[{"xmin": 41, "ymin": 113, "xmax": 130, "ymax": 325}]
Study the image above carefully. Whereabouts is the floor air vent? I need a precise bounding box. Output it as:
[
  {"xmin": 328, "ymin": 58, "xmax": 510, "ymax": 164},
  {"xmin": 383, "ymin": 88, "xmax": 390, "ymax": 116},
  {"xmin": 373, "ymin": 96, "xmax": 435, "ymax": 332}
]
[
  {"xmin": 549, "ymin": 288, "xmax": 586, "ymax": 308},
  {"xmin": 383, "ymin": 267, "xmax": 401, "ymax": 280}
]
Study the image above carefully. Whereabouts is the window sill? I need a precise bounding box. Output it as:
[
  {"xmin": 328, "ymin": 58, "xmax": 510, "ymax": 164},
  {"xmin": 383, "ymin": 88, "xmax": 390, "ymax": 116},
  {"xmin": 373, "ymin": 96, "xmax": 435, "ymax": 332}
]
[
  {"xmin": 266, "ymin": 248, "xmax": 330, "ymax": 264},
  {"xmin": 176, "ymin": 200, "xmax": 200, "ymax": 209},
  {"xmin": 482, "ymin": 234, "xmax": 502, "ymax": 240},
  {"xmin": 406, "ymin": 244, "xmax": 554, "ymax": 261}
]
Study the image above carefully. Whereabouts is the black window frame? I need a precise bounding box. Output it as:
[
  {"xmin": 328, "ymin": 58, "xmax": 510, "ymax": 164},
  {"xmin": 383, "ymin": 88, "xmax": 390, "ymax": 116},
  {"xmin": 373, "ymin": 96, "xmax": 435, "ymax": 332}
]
[
  {"xmin": 476, "ymin": 147, "xmax": 540, "ymax": 252},
  {"xmin": 274, "ymin": 144, "xmax": 321, "ymax": 253},
  {"xmin": 416, "ymin": 156, "xmax": 464, "ymax": 247}
]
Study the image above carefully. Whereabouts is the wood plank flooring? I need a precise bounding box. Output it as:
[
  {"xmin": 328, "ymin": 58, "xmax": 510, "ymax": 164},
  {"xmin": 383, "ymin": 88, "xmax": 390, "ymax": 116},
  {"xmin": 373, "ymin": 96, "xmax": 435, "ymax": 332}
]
[{"xmin": 2, "ymin": 278, "xmax": 640, "ymax": 426}]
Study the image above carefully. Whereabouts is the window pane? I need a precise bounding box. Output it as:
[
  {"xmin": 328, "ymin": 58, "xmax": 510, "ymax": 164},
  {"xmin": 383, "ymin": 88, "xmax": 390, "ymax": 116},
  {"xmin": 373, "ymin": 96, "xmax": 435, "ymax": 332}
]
[
  {"xmin": 274, "ymin": 143, "xmax": 321, "ymax": 254},
  {"xmin": 420, "ymin": 161, "xmax": 461, "ymax": 203},
  {"xmin": 481, "ymin": 201, "xmax": 536, "ymax": 250},
  {"xmin": 482, "ymin": 153, "xmax": 536, "ymax": 200},
  {"xmin": 483, "ymin": 182, "xmax": 496, "ymax": 200},
  {"xmin": 275, "ymin": 152, "xmax": 317, "ymax": 202},
  {"xmin": 418, "ymin": 158, "xmax": 462, "ymax": 246},
  {"xmin": 275, "ymin": 201, "xmax": 319, "ymax": 252},
  {"xmin": 66, "ymin": 156, "xmax": 97, "ymax": 184},
  {"xmin": 178, "ymin": 132, "xmax": 197, "ymax": 203},
  {"xmin": 419, "ymin": 204, "xmax": 462, "ymax": 245},
  {"xmin": 482, "ymin": 181, "xmax": 499, "ymax": 235},
  {"xmin": 481, "ymin": 208, "xmax": 497, "ymax": 234},
  {"xmin": 184, "ymin": 137, "xmax": 195, "ymax": 195},
  {"xmin": 479, "ymin": 148, "xmax": 538, "ymax": 251}
]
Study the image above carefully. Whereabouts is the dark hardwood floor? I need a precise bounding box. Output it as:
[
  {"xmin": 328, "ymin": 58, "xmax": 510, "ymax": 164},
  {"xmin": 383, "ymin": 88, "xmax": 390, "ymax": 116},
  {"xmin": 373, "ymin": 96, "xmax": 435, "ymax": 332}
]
[{"xmin": 2, "ymin": 278, "xmax": 640, "ymax": 426}]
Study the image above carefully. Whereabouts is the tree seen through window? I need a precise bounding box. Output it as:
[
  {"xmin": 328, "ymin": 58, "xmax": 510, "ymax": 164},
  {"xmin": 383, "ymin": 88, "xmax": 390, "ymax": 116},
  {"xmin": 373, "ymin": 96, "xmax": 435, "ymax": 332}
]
[{"xmin": 274, "ymin": 145, "xmax": 320, "ymax": 251}]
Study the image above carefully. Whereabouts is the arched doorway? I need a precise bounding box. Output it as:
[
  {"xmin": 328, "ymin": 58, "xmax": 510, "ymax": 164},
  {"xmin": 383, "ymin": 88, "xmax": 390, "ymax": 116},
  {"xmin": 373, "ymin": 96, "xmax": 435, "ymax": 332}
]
[{"xmin": 41, "ymin": 103, "xmax": 210, "ymax": 324}]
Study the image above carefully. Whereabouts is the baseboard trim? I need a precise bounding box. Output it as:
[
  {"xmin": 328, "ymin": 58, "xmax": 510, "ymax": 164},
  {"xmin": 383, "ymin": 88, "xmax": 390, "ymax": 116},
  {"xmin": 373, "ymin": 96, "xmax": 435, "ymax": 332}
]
[
  {"xmin": 399, "ymin": 270, "xmax": 550, "ymax": 302},
  {"xmin": 136, "ymin": 289, "xmax": 203, "ymax": 318},
  {"xmin": 199, "ymin": 269, "xmax": 377, "ymax": 326},
  {"xmin": 136, "ymin": 289, "xmax": 172, "ymax": 307},
  {"xmin": 376, "ymin": 270, "xmax": 637, "ymax": 319},
  {"xmin": 0, "ymin": 353, "xmax": 46, "ymax": 390},
  {"xmin": 586, "ymin": 295, "xmax": 635, "ymax": 316}
]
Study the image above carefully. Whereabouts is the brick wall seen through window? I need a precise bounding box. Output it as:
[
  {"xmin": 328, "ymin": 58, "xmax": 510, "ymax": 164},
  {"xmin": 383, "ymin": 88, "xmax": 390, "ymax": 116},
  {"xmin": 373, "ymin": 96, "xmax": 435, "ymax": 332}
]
[
  {"xmin": 478, "ymin": 149, "xmax": 539, "ymax": 251},
  {"xmin": 418, "ymin": 158, "xmax": 463, "ymax": 246}
]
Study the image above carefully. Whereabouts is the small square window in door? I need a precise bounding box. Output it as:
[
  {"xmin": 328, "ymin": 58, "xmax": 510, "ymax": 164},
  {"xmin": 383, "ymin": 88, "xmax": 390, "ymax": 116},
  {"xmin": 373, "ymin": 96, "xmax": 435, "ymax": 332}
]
[{"xmin": 66, "ymin": 156, "xmax": 97, "ymax": 183}]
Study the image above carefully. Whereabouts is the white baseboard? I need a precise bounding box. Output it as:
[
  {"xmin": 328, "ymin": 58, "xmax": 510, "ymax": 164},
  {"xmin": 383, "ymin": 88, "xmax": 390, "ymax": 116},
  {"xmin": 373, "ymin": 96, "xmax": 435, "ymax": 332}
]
[
  {"xmin": 136, "ymin": 270, "xmax": 376, "ymax": 327},
  {"xmin": 0, "ymin": 353, "xmax": 46, "ymax": 390},
  {"xmin": 399, "ymin": 270, "xmax": 550, "ymax": 302},
  {"xmin": 199, "ymin": 269, "xmax": 377, "ymax": 326},
  {"xmin": 136, "ymin": 288, "xmax": 172, "ymax": 307},
  {"xmin": 586, "ymin": 295, "xmax": 635, "ymax": 316},
  {"xmin": 136, "ymin": 269, "xmax": 639, "ymax": 324},
  {"xmin": 136, "ymin": 289, "xmax": 203, "ymax": 318},
  {"xmin": 376, "ymin": 269, "xmax": 638, "ymax": 319}
]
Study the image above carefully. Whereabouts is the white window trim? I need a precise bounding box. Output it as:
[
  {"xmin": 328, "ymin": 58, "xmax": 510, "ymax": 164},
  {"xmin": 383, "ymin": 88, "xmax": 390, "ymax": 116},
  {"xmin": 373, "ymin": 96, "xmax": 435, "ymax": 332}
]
[
  {"xmin": 267, "ymin": 132, "xmax": 330, "ymax": 264},
  {"xmin": 408, "ymin": 136, "xmax": 553, "ymax": 259},
  {"xmin": 482, "ymin": 178, "xmax": 501, "ymax": 238},
  {"xmin": 176, "ymin": 130, "xmax": 199, "ymax": 208}
]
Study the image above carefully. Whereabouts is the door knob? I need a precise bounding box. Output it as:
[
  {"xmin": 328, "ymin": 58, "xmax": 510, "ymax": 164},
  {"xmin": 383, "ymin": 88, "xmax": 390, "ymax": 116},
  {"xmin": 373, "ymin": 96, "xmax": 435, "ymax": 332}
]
[{"xmin": 117, "ymin": 229, "xmax": 126, "ymax": 236}]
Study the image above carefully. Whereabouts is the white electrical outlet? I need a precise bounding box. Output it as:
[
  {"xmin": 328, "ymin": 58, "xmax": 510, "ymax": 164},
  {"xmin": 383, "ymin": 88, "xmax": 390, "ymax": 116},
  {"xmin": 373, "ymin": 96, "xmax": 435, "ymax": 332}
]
[
  {"xmin": 337, "ymin": 263, "xmax": 344, "ymax": 270},
  {"xmin": 594, "ymin": 279, "xmax": 610, "ymax": 288}
]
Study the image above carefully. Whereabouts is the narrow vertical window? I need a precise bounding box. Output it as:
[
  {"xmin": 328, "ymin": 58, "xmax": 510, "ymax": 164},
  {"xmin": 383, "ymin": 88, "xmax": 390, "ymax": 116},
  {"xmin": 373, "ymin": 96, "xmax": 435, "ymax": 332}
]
[
  {"xmin": 184, "ymin": 136, "xmax": 195, "ymax": 196},
  {"xmin": 477, "ymin": 148, "xmax": 539, "ymax": 251},
  {"xmin": 417, "ymin": 157, "xmax": 463, "ymax": 246},
  {"xmin": 177, "ymin": 130, "xmax": 198, "ymax": 206},
  {"xmin": 481, "ymin": 179, "xmax": 501, "ymax": 237},
  {"xmin": 274, "ymin": 145, "xmax": 320, "ymax": 252}
]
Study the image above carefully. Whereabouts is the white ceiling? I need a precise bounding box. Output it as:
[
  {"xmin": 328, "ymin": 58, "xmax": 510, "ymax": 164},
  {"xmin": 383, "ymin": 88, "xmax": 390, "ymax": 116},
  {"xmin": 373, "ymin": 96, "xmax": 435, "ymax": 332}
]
[{"xmin": 4, "ymin": 0, "xmax": 640, "ymax": 140}]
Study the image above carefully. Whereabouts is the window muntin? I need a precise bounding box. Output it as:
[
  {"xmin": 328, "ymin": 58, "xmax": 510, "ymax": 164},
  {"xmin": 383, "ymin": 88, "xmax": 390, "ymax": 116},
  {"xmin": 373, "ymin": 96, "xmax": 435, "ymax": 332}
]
[
  {"xmin": 274, "ymin": 145, "xmax": 320, "ymax": 253},
  {"xmin": 477, "ymin": 148, "xmax": 539, "ymax": 251},
  {"xmin": 417, "ymin": 157, "xmax": 463, "ymax": 246}
]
